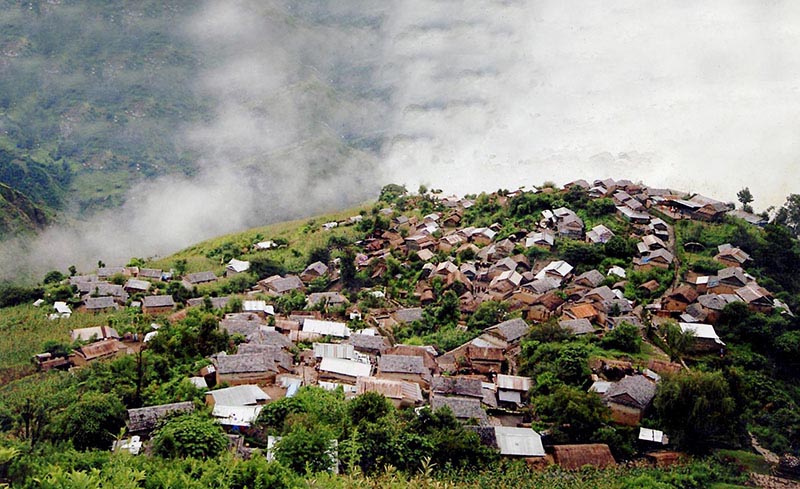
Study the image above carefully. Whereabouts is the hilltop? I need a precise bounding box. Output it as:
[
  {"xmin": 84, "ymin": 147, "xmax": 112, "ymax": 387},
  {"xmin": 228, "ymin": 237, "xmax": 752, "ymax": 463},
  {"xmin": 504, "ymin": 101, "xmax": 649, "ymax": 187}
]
[{"xmin": 0, "ymin": 179, "xmax": 799, "ymax": 487}]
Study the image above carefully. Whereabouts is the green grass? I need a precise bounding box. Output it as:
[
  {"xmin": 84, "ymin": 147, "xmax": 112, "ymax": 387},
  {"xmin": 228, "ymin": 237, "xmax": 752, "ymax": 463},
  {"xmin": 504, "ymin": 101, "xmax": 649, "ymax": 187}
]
[
  {"xmin": 714, "ymin": 449, "xmax": 772, "ymax": 475},
  {"xmin": 0, "ymin": 304, "xmax": 130, "ymax": 384},
  {"xmin": 149, "ymin": 202, "xmax": 373, "ymax": 275}
]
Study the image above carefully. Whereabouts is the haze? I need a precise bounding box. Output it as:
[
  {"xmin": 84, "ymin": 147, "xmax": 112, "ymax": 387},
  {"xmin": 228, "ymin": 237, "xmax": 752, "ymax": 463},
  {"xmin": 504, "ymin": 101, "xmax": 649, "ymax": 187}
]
[{"xmin": 2, "ymin": 0, "xmax": 799, "ymax": 279}]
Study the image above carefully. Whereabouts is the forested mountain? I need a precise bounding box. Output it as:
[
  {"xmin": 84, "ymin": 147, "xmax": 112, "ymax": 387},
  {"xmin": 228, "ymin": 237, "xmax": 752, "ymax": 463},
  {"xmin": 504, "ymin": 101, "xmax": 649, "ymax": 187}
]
[{"xmin": 0, "ymin": 0, "xmax": 205, "ymax": 234}]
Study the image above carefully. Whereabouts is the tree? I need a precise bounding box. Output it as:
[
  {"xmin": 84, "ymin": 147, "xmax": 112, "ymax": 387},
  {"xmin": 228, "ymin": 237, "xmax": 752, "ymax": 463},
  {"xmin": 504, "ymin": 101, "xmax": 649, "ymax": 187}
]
[
  {"xmin": 653, "ymin": 371, "xmax": 744, "ymax": 452},
  {"xmin": 339, "ymin": 247, "xmax": 358, "ymax": 290},
  {"xmin": 535, "ymin": 385, "xmax": 610, "ymax": 443},
  {"xmin": 173, "ymin": 259, "xmax": 188, "ymax": 276},
  {"xmin": 601, "ymin": 322, "xmax": 642, "ymax": 353},
  {"xmin": 587, "ymin": 198, "xmax": 617, "ymax": 216},
  {"xmin": 68, "ymin": 265, "xmax": 77, "ymax": 276},
  {"xmin": 773, "ymin": 194, "xmax": 800, "ymax": 236},
  {"xmin": 274, "ymin": 423, "xmax": 337, "ymax": 473},
  {"xmin": 737, "ymin": 187, "xmax": 754, "ymax": 213},
  {"xmin": 307, "ymin": 247, "xmax": 330, "ymax": 267},
  {"xmin": 56, "ymin": 391, "xmax": 126, "ymax": 450},
  {"xmin": 660, "ymin": 321, "xmax": 694, "ymax": 363},
  {"xmin": 379, "ymin": 184, "xmax": 407, "ymax": 203},
  {"xmin": 152, "ymin": 412, "xmax": 227, "ymax": 459},
  {"xmin": 348, "ymin": 392, "xmax": 394, "ymax": 426},
  {"xmin": 466, "ymin": 300, "xmax": 508, "ymax": 330},
  {"xmin": 42, "ymin": 270, "xmax": 64, "ymax": 285},
  {"xmin": 249, "ymin": 256, "xmax": 287, "ymax": 280}
]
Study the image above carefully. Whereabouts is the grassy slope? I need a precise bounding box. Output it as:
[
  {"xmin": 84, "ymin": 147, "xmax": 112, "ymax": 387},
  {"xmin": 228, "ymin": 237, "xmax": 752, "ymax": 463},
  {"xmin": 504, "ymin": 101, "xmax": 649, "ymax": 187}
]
[
  {"xmin": 0, "ymin": 305, "xmax": 131, "ymax": 384},
  {"xmin": 148, "ymin": 203, "xmax": 374, "ymax": 275}
]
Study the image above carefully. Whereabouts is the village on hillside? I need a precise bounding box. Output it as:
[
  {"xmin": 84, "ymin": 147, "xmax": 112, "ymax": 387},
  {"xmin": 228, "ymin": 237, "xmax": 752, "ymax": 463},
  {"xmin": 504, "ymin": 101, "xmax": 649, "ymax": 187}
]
[{"xmin": 24, "ymin": 179, "xmax": 799, "ymax": 477}]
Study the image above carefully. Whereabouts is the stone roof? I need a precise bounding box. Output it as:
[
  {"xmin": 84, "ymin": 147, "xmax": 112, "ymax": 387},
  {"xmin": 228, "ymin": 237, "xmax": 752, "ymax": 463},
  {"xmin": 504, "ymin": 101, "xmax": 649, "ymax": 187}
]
[
  {"xmin": 216, "ymin": 353, "xmax": 277, "ymax": 375},
  {"xmin": 574, "ymin": 269, "xmax": 605, "ymax": 288},
  {"xmin": 127, "ymin": 401, "xmax": 194, "ymax": 433},
  {"xmin": 604, "ymin": 375, "xmax": 657, "ymax": 409},
  {"xmin": 378, "ymin": 355, "xmax": 429, "ymax": 375},
  {"xmin": 393, "ymin": 308, "xmax": 424, "ymax": 323},
  {"xmin": 430, "ymin": 395, "xmax": 488, "ymax": 423},
  {"xmin": 490, "ymin": 318, "xmax": 530, "ymax": 343},
  {"xmin": 431, "ymin": 375, "xmax": 483, "ymax": 398},
  {"xmin": 184, "ymin": 271, "xmax": 217, "ymax": 284},
  {"xmin": 346, "ymin": 334, "xmax": 390, "ymax": 354},
  {"xmin": 142, "ymin": 295, "xmax": 175, "ymax": 308},
  {"xmin": 559, "ymin": 318, "xmax": 595, "ymax": 335},
  {"xmin": 84, "ymin": 296, "xmax": 118, "ymax": 310}
]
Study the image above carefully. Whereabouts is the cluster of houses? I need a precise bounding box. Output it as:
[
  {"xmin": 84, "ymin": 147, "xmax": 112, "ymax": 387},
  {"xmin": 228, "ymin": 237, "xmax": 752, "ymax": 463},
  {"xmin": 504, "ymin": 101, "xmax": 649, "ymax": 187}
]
[{"xmin": 36, "ymin": 178, "xmax": 784, "ymax": 469}]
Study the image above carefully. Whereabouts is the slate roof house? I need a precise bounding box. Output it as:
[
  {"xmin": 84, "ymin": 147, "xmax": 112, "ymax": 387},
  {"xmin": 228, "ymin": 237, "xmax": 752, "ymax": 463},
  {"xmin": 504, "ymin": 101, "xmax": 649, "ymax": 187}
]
[
  {"xmin": 430, "ymin": 394, "xmax": 488, "ymax": 424},
  {"xmin": 127, "ymin": 401, "xmax": 194, "ymax": 436},
  {"xmin": 215, "ymin": 353, "xmax": 279, "ymax": 386},
  {"xmin": 141, "ymin": 295, "xmax": 176, "ymax": 315},
  {"xmin": 377, "ymin": 354, "xmax": 432, "ymax": 387},
  {"xmin": 603, "ymin": 375, "xmax": 657, "ymax": 426}
]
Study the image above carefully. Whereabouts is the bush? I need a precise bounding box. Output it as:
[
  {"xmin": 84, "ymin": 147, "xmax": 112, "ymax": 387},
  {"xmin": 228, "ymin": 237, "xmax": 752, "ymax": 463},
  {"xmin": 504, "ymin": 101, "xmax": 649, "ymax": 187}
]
[
  {"xmin": 601, "ymin": 322, "xmax": 642, "ymax": 353},
  {"xmin": 55, "ymin": 392, "xmax": 126, "ymax": 450},
  {"xmin": 152, "ymin": 412, "xmax": 227, "ymax": 459}
]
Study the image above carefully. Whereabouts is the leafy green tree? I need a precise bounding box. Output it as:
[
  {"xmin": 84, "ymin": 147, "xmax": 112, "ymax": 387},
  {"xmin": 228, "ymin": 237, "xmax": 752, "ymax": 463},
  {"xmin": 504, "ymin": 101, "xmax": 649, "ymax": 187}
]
[
  {"xmin": 408, "ymin": 407, "xmax": 497, "ymax": 469},
  {"xmin": 601, "ymin": 322, "xmax": 642, "ymax": 353},
  {"xmin": 42, "ymin": 270, "xmax": 64, "ymax": 285},
  {"xmin": 173, "ymin": 259, "xmax": 188, "ymax": 276},
  {"xmin": 422, "ymin": 290, "xmax": 461, "ymax": 329},
  {"xmin": 152, "ymin": 412, "xmax": 227, "ymax": 459},
  {"xmin": 466, "ymin": 300, "xmax": 509, "ymax": 330},
  {"xmin": 653, "ymin": 371, "xmax": 744, "ymax": 452},
  {"xmin": 275, "ymin": 290, "xmax": 307, "ymax": 314},
  {"xmin": 339, "ymin": 247, "xmax": 359, "ymax": 291},
  {"xmin": 587, "ymin": 198, "xmax": 617, "ymax": 216},
  {"xmin": 274, "ymin": 422, "xmax": 337, "ymax": 473},
  {"xmin": 559, "ymin": 240, "xmax": 603, "ymax": 267},
  {"xmin": 167, "ymin": 280, "xmax": 193, "ymax": 303},
  {"xmin": 379, "ymin": 184, "xmax": 407, "ymax": 203},
  {"xmin": 660, "ymin": 321, "xmax": 694, "ymax": 362},
  {"xmin": 249, "ymin": 256, "xmax": 287, "ymax": 280},
  {"xmin": 535, "ymin": 385, "xmax": 610, "ymax": 443},
  {"xmin": 737, "ymin": 187, "xmax": 754, "ymax": 213},
  {"xmin": 56, "ymin": 392, "xmax": 126, "ymax": 450},
  {"xmin": 348, "ymin": 392, "xmax": 394, "ymax": 426},
  {"xmin": 307, "ymin": 247, "xmax": 330, "ymax": 267},
  {"xmin": 604, "ymin": 235, "xmax": 635, "ymax": 260}
]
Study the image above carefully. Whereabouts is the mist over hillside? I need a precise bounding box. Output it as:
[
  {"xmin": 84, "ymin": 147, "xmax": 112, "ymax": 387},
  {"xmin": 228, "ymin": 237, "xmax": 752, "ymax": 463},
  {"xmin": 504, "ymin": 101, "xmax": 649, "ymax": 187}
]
[{"xmin": 2, "ymin": 0, "xmax": 800, "ymax": 280}]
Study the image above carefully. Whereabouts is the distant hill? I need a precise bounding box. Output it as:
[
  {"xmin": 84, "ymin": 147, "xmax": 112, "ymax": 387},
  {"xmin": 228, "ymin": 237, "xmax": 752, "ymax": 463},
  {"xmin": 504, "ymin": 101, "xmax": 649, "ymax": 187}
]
[
  {"xmin": 0, "ymin": 182, "xmax": 50, "ymax": 236},
  {"xmin": 0, "ymin": 0, "xmax": 206, "ymax": 235}
]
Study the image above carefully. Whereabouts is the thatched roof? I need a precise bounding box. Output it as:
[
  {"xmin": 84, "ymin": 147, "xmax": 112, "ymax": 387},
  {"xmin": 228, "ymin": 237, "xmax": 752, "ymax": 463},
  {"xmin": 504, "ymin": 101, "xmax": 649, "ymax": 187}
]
[{"xmin": 552, "ymin": 444, "xmax": 616, "ymax": 470}]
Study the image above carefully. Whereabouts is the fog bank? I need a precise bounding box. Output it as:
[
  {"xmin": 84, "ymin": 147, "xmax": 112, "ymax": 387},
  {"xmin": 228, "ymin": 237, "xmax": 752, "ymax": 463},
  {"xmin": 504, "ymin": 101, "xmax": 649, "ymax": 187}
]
[{"xmin": 2, "ymin": 0, "xmax": 800, "ymax": 279}]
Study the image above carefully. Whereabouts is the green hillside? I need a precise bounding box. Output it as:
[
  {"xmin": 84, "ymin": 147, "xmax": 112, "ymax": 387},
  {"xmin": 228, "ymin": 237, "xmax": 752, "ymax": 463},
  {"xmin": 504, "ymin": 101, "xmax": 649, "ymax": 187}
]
[{"xmin": 0, "ymin": 0, "xmax": 206, "ymax": 234}]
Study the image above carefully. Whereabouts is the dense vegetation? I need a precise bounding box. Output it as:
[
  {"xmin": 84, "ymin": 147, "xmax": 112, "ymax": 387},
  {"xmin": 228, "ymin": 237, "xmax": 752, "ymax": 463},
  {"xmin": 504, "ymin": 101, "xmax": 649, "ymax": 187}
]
[
  {"xmin": 0, "ymin": 183, "xmax": 799, "ymax": 487},
  {"xmin": 0, "ymin": 0, "xmax": 205, "ymax": 235}
]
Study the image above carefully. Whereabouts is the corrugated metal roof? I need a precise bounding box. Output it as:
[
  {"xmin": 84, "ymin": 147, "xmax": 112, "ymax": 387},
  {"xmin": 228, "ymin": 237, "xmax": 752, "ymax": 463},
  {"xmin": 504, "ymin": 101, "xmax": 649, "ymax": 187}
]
[
  {"xmin": 639, "ymin": 427, "xmax": 664, "ymax": 443},
  {"xmin": 498, "ymin": 390, "xmax": 521, "ymax": 403},
  {"xmin": 207, "ymin": 385, "xmax": 270, "ymax": 406},
  {"xmin": 303, "ymin": 319, "xmax": 350, "ymax": 338},
  {"xmin": 212, "ymin": 405, "xmax": 262, "ymax": 426},
  {"xmin": 496, "ymin": 374, "xmax": 532, "ymax": 392},
  {"xmin": 356, "ymin": 377, "xmax": 422, "ymax": 402},
  {"xmin": 494, "ymin": 427, "xmax": 545, "ymax": 457},
  {"xmin": 319, "ymin": 357, "xmax": 372, "ymax": 378},
  {"xmin": 679, "ymin": 323, "xmax": 725, "ymax": 344},
  {"xmin": 313, "ymin": 343, "xmax": 355, "ymax": 359}
]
